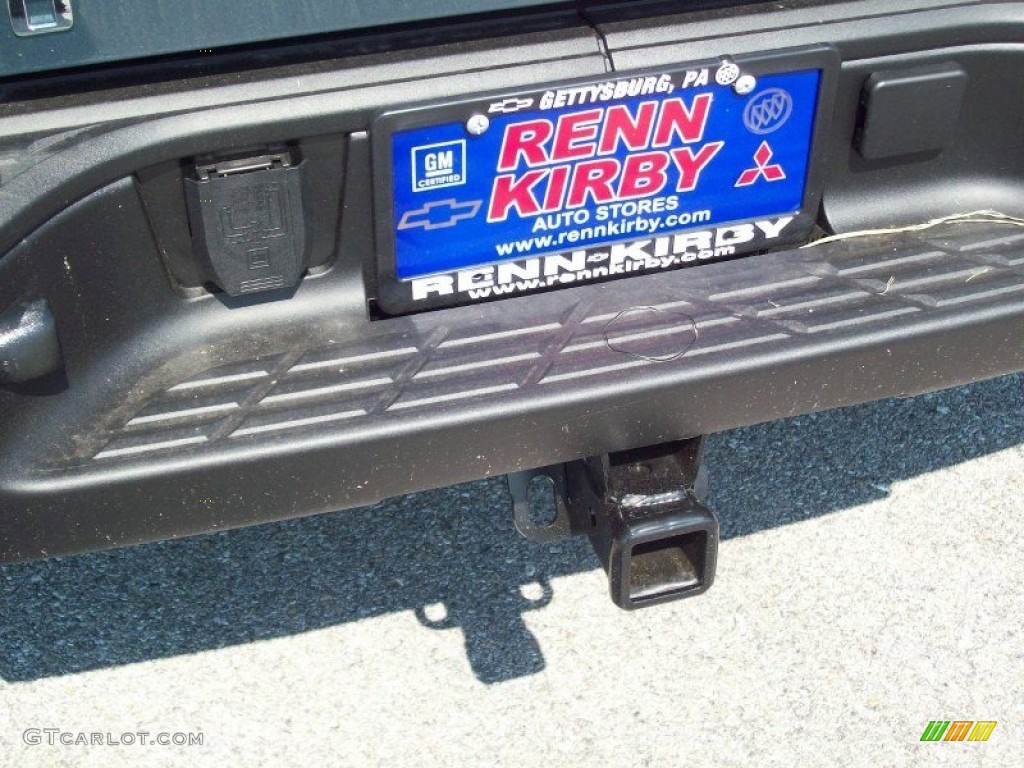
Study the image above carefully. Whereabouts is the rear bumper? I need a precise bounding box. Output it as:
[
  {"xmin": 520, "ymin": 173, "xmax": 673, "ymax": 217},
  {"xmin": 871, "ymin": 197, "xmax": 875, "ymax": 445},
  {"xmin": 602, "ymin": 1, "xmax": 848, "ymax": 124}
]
[
  {"xmin": 4, "ymin": 217, "xmax": 1022, "ymax": 562},
  {"xmin": 2, "ymin": 0, "xmax": 1024, "ymax": 561}
]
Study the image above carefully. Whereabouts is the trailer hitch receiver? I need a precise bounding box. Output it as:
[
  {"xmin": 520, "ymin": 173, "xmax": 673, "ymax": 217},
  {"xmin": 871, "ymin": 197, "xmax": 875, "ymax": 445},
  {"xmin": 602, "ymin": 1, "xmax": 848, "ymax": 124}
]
[{"xmin": 509, "ymin": 438, "xmax": 719, "ymax": 610}]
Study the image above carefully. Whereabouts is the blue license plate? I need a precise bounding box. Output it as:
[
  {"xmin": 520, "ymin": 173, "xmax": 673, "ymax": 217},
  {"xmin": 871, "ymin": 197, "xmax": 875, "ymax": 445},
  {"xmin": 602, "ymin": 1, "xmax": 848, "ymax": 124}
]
[{"xmin": 374, "ymin": 48, "xmax": 836, "ymax": 313}]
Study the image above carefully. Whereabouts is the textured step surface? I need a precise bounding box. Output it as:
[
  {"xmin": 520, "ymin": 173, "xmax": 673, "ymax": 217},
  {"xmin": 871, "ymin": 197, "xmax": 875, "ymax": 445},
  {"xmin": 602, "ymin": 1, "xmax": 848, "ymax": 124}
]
[
  {"xmin": 4, "ymin": 219, "xmax": 1024, "ymax": 562},
  {"xmin": 88, "ymin": 221, "xmax": 1024, "ymax": 465}
]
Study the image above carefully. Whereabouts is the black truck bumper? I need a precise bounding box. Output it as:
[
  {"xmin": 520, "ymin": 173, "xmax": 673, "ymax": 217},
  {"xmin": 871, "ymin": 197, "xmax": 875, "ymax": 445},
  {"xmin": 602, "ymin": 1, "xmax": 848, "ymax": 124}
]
[{"xmin": 2, "ymin": 0, "xmax": 1023, "ymax": 561}]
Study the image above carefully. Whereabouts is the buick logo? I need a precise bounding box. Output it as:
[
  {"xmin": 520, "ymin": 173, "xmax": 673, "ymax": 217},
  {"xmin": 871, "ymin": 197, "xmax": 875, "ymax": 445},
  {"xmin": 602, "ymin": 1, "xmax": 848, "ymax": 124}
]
[{"xmin": 743, "ymin": 88, "xmax": 793, "ymax": 135}]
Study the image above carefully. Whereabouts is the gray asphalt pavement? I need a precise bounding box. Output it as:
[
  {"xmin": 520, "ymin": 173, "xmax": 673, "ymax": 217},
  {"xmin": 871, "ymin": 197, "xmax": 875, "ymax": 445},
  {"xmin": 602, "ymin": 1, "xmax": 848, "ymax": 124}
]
[{"xmin": 1, "ymin": 373, "xmax": 1022, "ymax": 767}]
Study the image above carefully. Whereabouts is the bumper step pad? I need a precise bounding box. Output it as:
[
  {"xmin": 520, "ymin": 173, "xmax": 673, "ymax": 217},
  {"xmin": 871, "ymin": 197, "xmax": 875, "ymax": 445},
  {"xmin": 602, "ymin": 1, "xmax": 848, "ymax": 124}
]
[
  {"xmin": 3, "ymin": 220, "xmax": 1023, "ymax": 561},
  {"xmin": 94, "ymin": 223, "xmax": 1024, "ymax": 463}
]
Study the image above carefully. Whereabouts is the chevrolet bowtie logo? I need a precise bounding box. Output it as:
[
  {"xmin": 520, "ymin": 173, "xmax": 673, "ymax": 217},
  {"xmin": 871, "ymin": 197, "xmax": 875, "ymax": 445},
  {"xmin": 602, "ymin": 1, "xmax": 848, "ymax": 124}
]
[
  {"xmin": 397, "ymin": 199, "xmax": 482, "ymax": 231},
  {"xmin": 488, "ymin": 97, "xmax": 534, "ymax": 114}
]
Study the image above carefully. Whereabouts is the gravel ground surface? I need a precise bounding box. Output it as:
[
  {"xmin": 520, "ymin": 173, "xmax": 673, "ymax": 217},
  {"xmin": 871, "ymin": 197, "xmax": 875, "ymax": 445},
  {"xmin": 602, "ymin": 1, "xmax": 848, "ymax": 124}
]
[{"xmin": 1, "ymin": 373, "xmax": 1022, "ymax": 767}]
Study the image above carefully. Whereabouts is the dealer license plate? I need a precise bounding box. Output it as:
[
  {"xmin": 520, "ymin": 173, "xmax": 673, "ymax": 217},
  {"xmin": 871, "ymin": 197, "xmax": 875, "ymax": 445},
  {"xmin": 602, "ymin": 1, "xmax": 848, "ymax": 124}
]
[{"xmin": 373, "ymin": 47, "xmax": 836, "ymax": 314}]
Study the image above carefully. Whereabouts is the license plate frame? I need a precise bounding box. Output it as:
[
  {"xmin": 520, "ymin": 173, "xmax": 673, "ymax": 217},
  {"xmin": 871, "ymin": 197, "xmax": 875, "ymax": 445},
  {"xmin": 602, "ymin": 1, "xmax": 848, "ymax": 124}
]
[{"xmin": 372, "ymin": 46, "xmax": 838, "ymax": 315}]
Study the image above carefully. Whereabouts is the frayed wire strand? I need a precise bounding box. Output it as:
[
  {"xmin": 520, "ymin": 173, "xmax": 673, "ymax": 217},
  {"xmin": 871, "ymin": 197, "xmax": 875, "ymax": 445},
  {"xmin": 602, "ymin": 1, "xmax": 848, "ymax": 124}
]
[{"xmin": 801, "ymin": 210, "xmax": 1024, "ymax": 249}]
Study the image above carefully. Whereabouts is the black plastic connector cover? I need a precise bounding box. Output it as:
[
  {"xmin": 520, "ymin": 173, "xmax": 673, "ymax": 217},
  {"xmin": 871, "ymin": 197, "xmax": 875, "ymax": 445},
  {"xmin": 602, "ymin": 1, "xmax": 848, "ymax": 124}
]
[
  {"xmin": 855, "ymin": 63, "xmax": 968, "ymax": 160},
  {"xmin": 184, "ymin": 152, "xmax": 310, "ymax": 296}
]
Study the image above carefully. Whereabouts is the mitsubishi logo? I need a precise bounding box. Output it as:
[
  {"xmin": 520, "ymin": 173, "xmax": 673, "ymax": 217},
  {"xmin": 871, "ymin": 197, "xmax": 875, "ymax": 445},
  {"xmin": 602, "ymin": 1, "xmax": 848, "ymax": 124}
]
[{"xmin": 735, "ymin": 142, "xmax": 786, "ymax": 187}]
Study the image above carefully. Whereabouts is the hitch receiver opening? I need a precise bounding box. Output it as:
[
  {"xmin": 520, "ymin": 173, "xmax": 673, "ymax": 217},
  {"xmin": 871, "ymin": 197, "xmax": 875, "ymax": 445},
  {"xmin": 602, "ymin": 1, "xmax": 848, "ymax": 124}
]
[
  {"xmin": 509, "ymin": 437, "xmax": 719, "ymax": 610},
  {"xmin": 633, "ymin": 537, "xmax": 704, "ymax": 598},
  {"xmin": 595, "ymin": 498, "xmax": 718, "ymax": 609}
]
